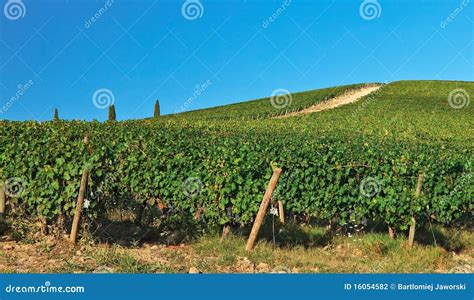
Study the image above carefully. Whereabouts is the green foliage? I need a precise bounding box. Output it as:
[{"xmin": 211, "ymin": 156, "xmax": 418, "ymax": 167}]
[
  {"xmin": 109, "ymin": 105, "xmax": 116, "ymax": 121},
  {"xmin": 154, "ymin": 100, "xmax": 160, "ymax": 118},
  {"xmin": 0, "ymin": 81, "xmax": 471, "ymax": 231},
  {"xmin": 159, "ymin": 84, "xmax": 367, "ymax": 120},
  {"xmin": 54, "ymin": 108, "xmax": 59, "ymax": 122}
]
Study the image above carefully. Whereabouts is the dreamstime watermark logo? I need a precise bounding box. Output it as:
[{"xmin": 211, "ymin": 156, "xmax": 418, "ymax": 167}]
[
  {"xmin": 359, "ymin": 176, "xmax": 381, "ymax": 198},
  {"xmin": 181, "ymin": 0, "xmax": 203, "ymax": 21},
  {"xmin": 351, "ymin": 94, "xmax": 375, "ymax": 118},
  {"xmin": 262, "ymin": 0, "xmax": 292, "ymax": 29},
  {"xmin": 175, "ymin": 79, "xmax": 212, "ymax": 114},
  {"xmin": 0, "ymin": 80, "xmax": 34, "ymax": 115},
  {"xmin": 3, "ymin": 0, "xmax": 26, "ymax": 21},
  {"xmin": 84, "ymin": 0, "xmax": 114, "ymax": 29},
  {"xmin": 5, "ymin": 280, "xmax": 85, "ymax": 294},
  {"xmin": 182, "ymin": 177, "xmax": 203, "ymax": 198},
  {"xmin": 359, "ymin": 0, "xmax": 381, "ymax": 20},
  {"xmin": 440, "ymin": 0, "xmax": 470, "ymax": 29},
  {"xmin": 350, "ymin": 85, "xmax": 383, "ymax": 118},
  {"xmin": 3, "ymin": 177, "xmax": 27, "ymax": 198},
  {"xmin": 270, "ymin": 88, "xmax": 292, "ymax": 109},
  {"xmin": 448, "ymin": 88, "xmax": 470, "ymax": 109},
  {"xmin": 92, "ymin": 88, "xmax": 115, "ymax": 109}
]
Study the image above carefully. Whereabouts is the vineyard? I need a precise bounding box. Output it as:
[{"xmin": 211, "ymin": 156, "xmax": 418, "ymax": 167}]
[
  {"xmin": 165, "ymin": 83, "xmax": 367, "ymax": 120},
  {"xmin": 0, "ymin": 80, "xmax": 472, "ymax": 243}
]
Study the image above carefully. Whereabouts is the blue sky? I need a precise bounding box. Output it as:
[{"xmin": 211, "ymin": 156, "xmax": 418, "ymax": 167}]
[{"xmin": 0, "ymin": 0, "xmax": 472, "ymax": 121}]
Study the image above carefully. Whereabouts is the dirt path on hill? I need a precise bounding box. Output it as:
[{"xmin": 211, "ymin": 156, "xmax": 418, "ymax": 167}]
[{"xmin": 277, "ymin": 84, "xmax": 382, "ymax": 118}]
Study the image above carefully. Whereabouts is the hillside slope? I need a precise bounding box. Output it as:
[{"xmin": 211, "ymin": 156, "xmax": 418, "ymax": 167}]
[
  {"xmin": 1, "ymin": 80, "xmax": 472, "ymax": 235},
  {"xmin": 163, "ymin": 80, "xmax": 472, "ymax": 143},
  {"xmin": 164, "ymin": 83, "xmax": 367, "ymax": 120}
]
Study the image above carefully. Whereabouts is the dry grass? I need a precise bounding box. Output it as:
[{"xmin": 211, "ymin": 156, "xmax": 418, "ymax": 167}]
[{"xmin": 0, "ymin": 222, "xmax": 472, "ymax": 274}]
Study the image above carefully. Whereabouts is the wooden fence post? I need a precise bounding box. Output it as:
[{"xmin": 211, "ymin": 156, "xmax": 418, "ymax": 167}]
[
  {"xmin": 278, "ymin": 200, "xmax": 285, "ymax": 225},
  {"xmin": 408, "ymin": 174, "xmax": 424, "ymax": 248},
  {"xmin": 70, "ymin": 169, "xmax": 89, "ymax": 244},
  {"xmin": 0, "ymin": 183, "xmax": 5, "ymax": 216},
  {"xmin": 388, "ymin": 226, "xmax": 395, "ymax": 239},
  {"xmin": 220, "ymin": 225, "xmax": 231, "ymax": 243},
  {"xmin": 245, "ymin": 167, "xmax": 282, "ymax": 251},
  {"xmin": 0, "ymin": 183, "xmax": 6, "ymax": 234}
]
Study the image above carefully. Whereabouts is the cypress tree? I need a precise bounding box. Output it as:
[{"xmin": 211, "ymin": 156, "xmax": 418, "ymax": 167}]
[
  {"xmin": 108, "ymin": 105, "xmax": 116, "ymax": 121},
  {"xmin": 154, "ymin": 100, "xmax": 160, "ymax": 118},
  {"xmin": 54, "ymin": 108, "xmax": 59, "ymax": 122}
]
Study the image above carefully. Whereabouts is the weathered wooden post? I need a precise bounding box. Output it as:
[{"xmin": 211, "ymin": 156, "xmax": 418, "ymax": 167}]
[
  {"xmin": 388, "ymin": 226, "xmax": 395, "ymax": 239},
  {"xmin": 220, "ymin": 225, "xmax": 231, "ymax": 243},
  {"xmin": 0, "ymin": 183, "xmax": 5, "ymax": 216},
  {"xmin": 0, "ymin": 183, "xmax": 6, "ymax": 234},
  {"xmin": 278, "ymin": 200, "xmax": 285, "ymax": 225},
  {"xmin": 408, "ymin": 173, "xmax": 424, "ymax": 248},
  {"xmin": 70, "ymin": 169, "xmax": 89, "ymax": 244},
  {"xmin": 245, "ymin": 167, "xmax": 282, "ymax": 251}
]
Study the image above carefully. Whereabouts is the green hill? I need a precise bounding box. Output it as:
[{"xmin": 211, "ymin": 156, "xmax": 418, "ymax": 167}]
[
  {"xmin": 165, "ymin": 83, "xmax": 367, "ymax": 120},
  {"xmin": 154, "ymin": 80, "xmax": 472, "ymax": 145},
  {"xmin": 0, "ymin": 80, "xmax": 472, "ymax": 234}
]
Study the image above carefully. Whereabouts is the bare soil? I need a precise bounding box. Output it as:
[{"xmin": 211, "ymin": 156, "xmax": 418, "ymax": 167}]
[
  {"xmin": 277, "ymin": 84, "xmax": 382, "ymax": 118},
  {"xmin": 1, "ymin": 233, "xmax": 472, "ymax": 274}
]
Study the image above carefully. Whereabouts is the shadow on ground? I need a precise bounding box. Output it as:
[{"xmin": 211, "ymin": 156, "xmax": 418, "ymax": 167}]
[{"xmin": 235, "ymin": 218, "xmax": 333, "ymax": 248}]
